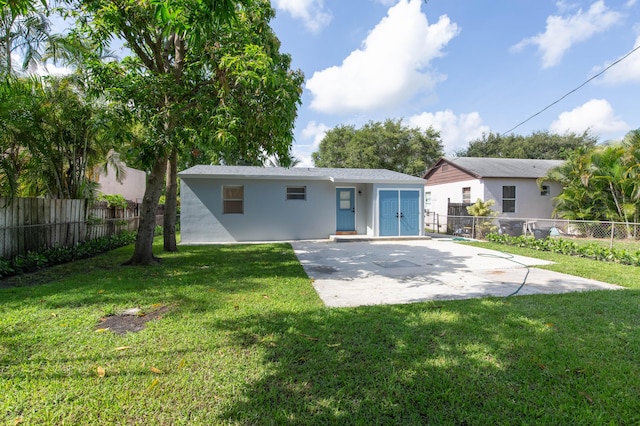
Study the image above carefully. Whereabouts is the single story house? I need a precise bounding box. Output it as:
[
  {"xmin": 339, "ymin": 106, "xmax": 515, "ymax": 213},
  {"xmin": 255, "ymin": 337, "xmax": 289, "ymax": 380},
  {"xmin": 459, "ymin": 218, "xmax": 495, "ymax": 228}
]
[
  {"xmin": 422, "ymin": 157, "xmax": 564, "ymax": 231},
  {"xmin": 94, "ymin": 162, "xmax": 146, "ymax": 204},
  {"xmin": 179, "ymin": 165, "xmax": 426, "ymax": 243}
]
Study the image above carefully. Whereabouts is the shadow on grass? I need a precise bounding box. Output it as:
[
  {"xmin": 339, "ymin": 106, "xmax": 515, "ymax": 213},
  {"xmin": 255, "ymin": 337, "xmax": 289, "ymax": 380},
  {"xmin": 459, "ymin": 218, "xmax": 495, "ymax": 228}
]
[
  {"xmin": 214, "ymin": 291, "xmax": 640, "ymax": 425},
  {"xmin": 0, "ymin": 243, "xmax": 306, "ymax": 310}
]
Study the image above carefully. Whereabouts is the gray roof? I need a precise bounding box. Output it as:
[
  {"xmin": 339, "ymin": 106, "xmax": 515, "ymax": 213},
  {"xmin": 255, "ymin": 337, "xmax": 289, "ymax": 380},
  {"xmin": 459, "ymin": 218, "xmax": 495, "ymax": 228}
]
[
  {"xmin": 428, "ymin": 157, "xmax": 564, "ymax": 179},
  {"xmin": 179, "ymin": 165, "xmax": 426, "ymax": 184}
]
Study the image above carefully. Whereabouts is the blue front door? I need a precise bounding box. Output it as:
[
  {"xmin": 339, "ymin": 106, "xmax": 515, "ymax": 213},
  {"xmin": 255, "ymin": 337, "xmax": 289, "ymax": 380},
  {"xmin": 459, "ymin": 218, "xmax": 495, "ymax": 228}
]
[
  {"xmin": 400, "ymin": 190, "xmax": 420, "ymax": 236},
  {"xmin": 336, "ymin": 188, "xmax": 355, "ymax": 231},
  {"xmin": 379, "ymin": 190, "xmax": 399, "ymax": 236},
  {"xmin": 379, "ymin": 190, "xmax": 420, "ymax": 236}
]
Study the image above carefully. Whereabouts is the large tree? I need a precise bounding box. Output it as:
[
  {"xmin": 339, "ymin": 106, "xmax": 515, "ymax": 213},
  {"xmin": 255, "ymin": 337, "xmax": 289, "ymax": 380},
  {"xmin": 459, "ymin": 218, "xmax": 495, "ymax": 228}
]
[
  {"xmin": 312, "ymin": 119, "xmax": 443, "ymax": 177},
  {"xmin": 456, "ymin": 130, "xmax": 597, "ymax": 159},
  {"xmin": 70, "ymin": 0, "xmax": 303, "ymax": 264}
]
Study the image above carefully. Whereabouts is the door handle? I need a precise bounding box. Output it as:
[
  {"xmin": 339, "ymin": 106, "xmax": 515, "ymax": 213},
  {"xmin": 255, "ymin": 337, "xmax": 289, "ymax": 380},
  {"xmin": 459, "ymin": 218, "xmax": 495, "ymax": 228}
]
[
  {"xmin": 351, "ymin": 207, "xmax": 355, "ymax": 213},
  {"xmin": 400, "ymin": 212, "xmax": 404, "ymax": 218}
]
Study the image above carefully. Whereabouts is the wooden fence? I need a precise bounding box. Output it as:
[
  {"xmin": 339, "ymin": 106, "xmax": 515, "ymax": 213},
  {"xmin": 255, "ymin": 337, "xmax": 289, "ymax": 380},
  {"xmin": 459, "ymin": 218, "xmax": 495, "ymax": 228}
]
[{"xmin": 0, "ymin": 198, "xmax": 142, "ymax": 259}]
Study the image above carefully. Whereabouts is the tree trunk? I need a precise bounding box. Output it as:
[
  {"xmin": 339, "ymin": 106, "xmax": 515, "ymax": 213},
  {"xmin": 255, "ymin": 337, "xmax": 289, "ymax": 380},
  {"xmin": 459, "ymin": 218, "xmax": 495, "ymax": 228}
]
[
  {"xmin": 124, "ymin": 156, "xmax": 167, "ymax": 265},
  {"xmin": 163, "ymin": 148, "xmax": 178, "ymax": 252}
]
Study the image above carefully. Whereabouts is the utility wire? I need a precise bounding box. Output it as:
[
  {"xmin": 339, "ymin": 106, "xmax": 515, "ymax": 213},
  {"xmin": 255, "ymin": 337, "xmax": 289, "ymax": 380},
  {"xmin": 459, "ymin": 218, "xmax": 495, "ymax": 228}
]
[{"xmin": 500, "ymin": 44, "xmax": 640, "ymax": 136}]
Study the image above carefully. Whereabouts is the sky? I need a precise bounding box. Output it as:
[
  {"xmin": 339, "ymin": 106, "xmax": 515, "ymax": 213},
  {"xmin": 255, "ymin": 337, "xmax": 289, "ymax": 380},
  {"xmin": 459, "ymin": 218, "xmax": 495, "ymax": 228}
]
[{"xmin": 268, "ymin": 0, "xmax": 640, "ymax": 166}]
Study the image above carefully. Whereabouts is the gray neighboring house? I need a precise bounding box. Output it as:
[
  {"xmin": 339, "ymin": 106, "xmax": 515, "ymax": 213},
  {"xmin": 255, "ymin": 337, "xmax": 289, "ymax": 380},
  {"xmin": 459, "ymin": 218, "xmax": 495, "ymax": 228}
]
[
  {"xmin": 423, "ymin": 157, "xmax": 564, "ymax": 223},
  {"xmin": 179, "ymin": 165, "xmax": 426, "ymax": 243}
]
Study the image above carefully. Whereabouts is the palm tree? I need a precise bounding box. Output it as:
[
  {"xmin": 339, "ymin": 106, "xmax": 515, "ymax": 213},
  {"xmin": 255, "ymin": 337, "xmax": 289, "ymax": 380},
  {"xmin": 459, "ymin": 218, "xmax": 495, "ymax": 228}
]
[{"xmin": 1, "ymin": 2, "xmax": 51, "ymax": 76}]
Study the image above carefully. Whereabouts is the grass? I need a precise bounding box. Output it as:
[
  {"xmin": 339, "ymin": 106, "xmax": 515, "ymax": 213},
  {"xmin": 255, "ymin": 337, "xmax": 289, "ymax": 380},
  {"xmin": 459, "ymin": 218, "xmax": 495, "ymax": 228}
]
[{"xmin": 1, "ymin": 239, "xmax": 639, "ymax": 424}]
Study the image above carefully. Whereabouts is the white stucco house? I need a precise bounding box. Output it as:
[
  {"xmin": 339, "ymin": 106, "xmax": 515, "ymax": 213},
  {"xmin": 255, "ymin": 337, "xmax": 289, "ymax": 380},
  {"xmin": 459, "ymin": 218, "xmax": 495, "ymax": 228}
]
[
  {"xmin": 95, "ymin": 163, "xmax": 146, "ymax": 203},
  {"xmin": 178, "ymin": 165, "xmax": 426, "ymax": 243},
  {"xmin": 422, "ymin": 157, "xmax": 564, "ymax": 232}
]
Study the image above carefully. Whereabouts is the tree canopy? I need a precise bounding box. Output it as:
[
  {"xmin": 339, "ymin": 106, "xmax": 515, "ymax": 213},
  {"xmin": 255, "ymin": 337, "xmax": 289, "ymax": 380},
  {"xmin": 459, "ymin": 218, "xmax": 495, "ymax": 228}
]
[
  {"xmin": 312, "ymin": 119, "xmax": 443, "ymax": 177},
  {"xmin": 66, "ymin": 0, "xmax": 303, "ymax": 263},
  {"xmin": 455, "ymin": 130, "xmax": 598, "ymax": 159}
]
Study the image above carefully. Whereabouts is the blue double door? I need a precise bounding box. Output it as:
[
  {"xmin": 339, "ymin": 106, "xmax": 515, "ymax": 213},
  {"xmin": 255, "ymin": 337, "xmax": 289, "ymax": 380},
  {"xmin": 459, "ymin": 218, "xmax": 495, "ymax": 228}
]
[{"xmin": 379, "ymin": 190, "xmax": 420, "ymax": 236}]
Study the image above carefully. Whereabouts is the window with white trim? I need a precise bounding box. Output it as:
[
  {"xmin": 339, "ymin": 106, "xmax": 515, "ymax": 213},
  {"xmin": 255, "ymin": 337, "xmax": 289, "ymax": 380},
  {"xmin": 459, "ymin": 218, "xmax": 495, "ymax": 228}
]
[
  {"xmin": 223, "ymin": 185, "xmax": 243, "ymax": 214},
  {"xmin": 286, "ymin": 186, "xmax": 306, "ymax": 200},
  {"xmin": 462, "ymin": 187, "xmax": 471, "ymax": 204},
  {"xmin": 540, "ymin": 185, "xmax": 550, "ymax": 196}
]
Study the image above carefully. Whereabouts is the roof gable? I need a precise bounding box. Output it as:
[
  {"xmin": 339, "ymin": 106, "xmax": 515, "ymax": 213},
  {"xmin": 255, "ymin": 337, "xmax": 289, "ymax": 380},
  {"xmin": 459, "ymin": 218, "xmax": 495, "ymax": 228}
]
[{"xmin": 423, "ymin": 157, "xmax": 564, "ymax": 180}]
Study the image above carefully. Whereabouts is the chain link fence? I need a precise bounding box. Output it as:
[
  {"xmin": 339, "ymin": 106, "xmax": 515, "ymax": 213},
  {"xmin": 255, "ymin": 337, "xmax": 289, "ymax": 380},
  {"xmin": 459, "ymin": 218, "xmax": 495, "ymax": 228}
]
[{"xmin": 425, "ymin": 212, "xmax": 640, "ymax": 249}]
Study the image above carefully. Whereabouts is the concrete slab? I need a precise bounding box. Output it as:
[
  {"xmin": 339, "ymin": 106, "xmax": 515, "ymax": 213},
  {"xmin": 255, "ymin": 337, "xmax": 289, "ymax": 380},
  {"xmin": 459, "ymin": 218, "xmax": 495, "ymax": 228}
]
[{"xmin": 291, "ymin": 239, "xmax": 623, "ymax": 307}]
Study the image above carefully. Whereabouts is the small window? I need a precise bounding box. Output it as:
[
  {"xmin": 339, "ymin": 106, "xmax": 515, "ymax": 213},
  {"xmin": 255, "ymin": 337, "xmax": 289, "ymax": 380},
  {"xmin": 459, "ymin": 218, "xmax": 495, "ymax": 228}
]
[
  {"xmin": 462, "ymin": 187, "xmax": 471, "ymax": 204},
  {"xmin": 502, "ymin": 185, "xmax": 516, "ymax": 213},
  {"xmin": 425, "ymin": 192, "xmax": 432, "ymax": 211},
  {"xmin": 541, "ymin": 185, "xmax": 550, "ymax": 196},
  {"xmin": 223, "ymin": 185, "xmax": 243, "ymax": 214},
  {"xmin": 286, "ymin": 186, "xmax": 306, "ymax": 200}
]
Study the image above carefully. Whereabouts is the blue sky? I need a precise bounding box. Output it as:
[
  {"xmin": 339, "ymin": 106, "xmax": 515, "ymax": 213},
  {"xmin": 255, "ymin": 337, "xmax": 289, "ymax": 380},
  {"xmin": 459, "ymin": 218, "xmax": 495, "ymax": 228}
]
[{"xmin": 269, "ymin": 0, "xmax": 640, "ymax": 166}]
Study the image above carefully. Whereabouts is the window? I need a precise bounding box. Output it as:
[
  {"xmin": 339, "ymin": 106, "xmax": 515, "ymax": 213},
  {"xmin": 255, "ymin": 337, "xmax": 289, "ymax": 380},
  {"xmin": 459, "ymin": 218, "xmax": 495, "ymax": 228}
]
[
  {"xmin": 540, "ymin": 185, "xmax": 550, "ymax": 196},
  {"xmin": 223, "ymin": 185, "xmax": 243, "ymax": 214},
  {"xmin": 502, "ymin": 185, "xmax": 516, "ymax": 213},
  {"xmin": 425, "ymin": 192, "xmax": 432, "ymax": 211},
  {"xmin": 462, "ymin": 187, "xmax": 471, "ymax": 204},
  {"xmin": 286, "ymin": 186, "xmax": 306, "ymax": 200}
]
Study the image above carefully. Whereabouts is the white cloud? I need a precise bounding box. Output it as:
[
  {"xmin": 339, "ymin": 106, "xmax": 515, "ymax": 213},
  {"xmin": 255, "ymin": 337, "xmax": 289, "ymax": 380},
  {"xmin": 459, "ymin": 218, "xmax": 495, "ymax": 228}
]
[
  {"xmin": 549, "ymin": 99, "xmax": 629, "ymax": 136},
  {"xmin": 408, "ymin": 110, "xmax": 490, "ymax": 154},
  {"xmin": 273, "ymin": 0, "xmax": 332, "ymax": 33},
  {"xmin": 293, "ymin": 121, "xmax": 330, "ymax": 167},
  {"xmin": 512, "ymin": 0, "xmax": 623, "ymax": 68},
  {"xmin": 596, "ymin": 34, "xmax": 640, "ymax": 85},
  {"xmin": 306, "ymin": 0, "xmax": 459, "ymax": 114},
  {"xmin": 374, "ymin": 0, "xmax": 398, "ymax": 6}
]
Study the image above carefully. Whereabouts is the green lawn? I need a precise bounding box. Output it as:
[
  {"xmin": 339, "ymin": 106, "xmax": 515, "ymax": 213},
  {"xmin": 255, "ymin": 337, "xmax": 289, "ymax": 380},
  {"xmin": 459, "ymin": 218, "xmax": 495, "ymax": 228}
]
[{"xmin": 1, "ymin": 240, "xmax": 639, "ymax": 424}]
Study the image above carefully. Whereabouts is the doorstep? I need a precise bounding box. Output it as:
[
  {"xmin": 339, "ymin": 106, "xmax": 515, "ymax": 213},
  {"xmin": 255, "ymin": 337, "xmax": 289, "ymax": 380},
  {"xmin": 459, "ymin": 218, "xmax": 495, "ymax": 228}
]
[{"xmin": 329, "ymin": 235, "xmax": 432, "ymax": 243}]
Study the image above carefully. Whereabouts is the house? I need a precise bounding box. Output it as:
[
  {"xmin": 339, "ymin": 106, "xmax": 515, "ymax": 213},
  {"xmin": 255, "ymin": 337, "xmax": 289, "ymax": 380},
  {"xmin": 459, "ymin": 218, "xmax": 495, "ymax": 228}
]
[
  {"xmin": 94, "ymin": 162, "xmax": 146, "ymax": 203},
  {"xmin": 422, "ymin": 157, "xmax": 564, "ymax": 231},
  {"xmin": 178, "ymin": 165, "xmax": 426, "ymax": 243}
]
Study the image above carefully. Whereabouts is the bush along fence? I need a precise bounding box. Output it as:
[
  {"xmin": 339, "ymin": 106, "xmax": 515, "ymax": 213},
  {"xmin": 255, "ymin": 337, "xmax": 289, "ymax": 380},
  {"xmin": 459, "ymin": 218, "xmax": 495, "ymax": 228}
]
[
  {"xmin": 426, "ymin": 213, "xmax": 640, "ymax": 248},
  {"xmin": 0, "ymin": 197, "xmax": 165, "ymax": 278},
  {"xmin": 486, "ymin": 233, "xmax": 640, "ymax": 267},
  {"xmin": 0, "ymin": 231, "xmax": 137, "ymax": 278}
]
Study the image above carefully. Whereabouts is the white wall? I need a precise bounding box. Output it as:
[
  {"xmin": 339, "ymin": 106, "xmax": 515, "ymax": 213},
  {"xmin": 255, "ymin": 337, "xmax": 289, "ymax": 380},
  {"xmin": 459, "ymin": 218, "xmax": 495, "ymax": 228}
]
[
  {"xmin": 181, "ymin": 177, "xmax": 425, "ymax": 243},
  {"xmin": 425, "ymin": 179, "xmax": 483, "ymax": 218},
  {"xmin": 96, "ymin": 164, "xmax": 146, "ymax": 203},
  {"xmin": 483, "ymin": 178, "xmax": 561, "ymax": 218}
]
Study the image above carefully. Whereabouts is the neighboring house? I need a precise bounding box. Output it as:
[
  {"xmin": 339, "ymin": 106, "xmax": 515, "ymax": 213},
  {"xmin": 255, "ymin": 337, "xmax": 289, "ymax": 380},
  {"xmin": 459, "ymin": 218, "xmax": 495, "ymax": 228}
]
[
  {"xmin": 423, "ymin": 157, "xmax": 564, "ymax": 225},
  {"xmin": 178, "ymin": 165, "xmax": 426, "ymax": 243},
  {"xmin": 95, "ymin": 163, "xmax": 146, "ymax": 203}
]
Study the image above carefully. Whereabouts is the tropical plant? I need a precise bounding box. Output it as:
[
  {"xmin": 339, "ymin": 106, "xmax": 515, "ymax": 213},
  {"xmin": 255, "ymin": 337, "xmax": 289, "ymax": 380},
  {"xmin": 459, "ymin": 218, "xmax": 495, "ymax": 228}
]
[
  {"xmin": 542, "ymin": 130, "xmax": 640, "ymax": 236},
  {"xmin": 1, "ymin": 1, "xmax": 50, "ymax": 75},
  {"xmin": 466, "ymin": 198, "xmax": 498, "ymax": 238},
  {"xmin": 0, "ymin": 75, "xmax": 127, "ymax": 199}
]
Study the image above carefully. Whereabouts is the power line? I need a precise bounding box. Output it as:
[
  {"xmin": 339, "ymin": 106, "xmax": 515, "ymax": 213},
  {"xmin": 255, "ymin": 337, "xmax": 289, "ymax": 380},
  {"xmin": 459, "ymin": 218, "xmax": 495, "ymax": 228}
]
[{"xmin": 499, "ymin": 43, "xmax": 640, "ymax": 136}]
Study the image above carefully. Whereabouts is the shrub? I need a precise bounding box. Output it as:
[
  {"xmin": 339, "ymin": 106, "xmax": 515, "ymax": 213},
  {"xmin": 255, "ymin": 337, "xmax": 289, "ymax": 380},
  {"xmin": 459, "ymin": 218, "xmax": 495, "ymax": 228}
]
[
  {"xmin": 0, "ymin": 231, "xmax": 137, "ymax": 279},
  {"xmin": 486, "ymin": 234, "xmax": 640, "ymax": 266}
]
